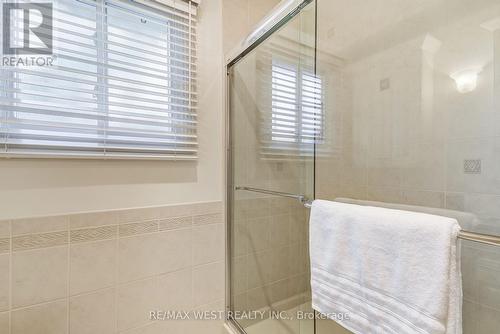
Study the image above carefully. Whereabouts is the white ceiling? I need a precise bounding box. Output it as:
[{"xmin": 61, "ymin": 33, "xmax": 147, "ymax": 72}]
[{"xmin": 316, "ymin": 0, "xmax": 500, "ymax": 65}]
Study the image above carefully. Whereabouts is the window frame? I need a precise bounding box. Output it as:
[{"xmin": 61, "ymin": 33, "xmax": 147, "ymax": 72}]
[
  {"xmin": 1, "ymin": 0, "xmax": 198, "ymax": 160},
  {"xmin": 264, "ymin": 57, "xmax": 325, "ymax": 159}
]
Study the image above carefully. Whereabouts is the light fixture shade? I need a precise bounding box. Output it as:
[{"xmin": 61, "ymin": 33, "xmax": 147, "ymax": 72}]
[{"xmin": 450, "ymin": 69, "xmax": 479, "ymax": 93}]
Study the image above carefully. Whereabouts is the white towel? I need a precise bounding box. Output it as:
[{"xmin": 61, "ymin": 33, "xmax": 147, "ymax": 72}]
[
  {"xmin": 335, "ymin": 197, "xmax": 479, "ymax": 231},
  {"xmin": 310, "ymin": 200, "xmax": 462, "ymax": 334}
]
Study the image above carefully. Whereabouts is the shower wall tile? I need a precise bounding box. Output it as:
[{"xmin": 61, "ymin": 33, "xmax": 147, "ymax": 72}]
[
  {"xmin": 11, "ymin": 215, "xmax": 68, "ymax": 236},
  {"xmin": 192, "ymin": 261, "xmax": 225, "ymax": 307},
  {"xmin": 117, "ymin": 277, "xmax": 158, "ymax": 332},
  {"xmin": 70, "ymin": 288, "xmax": 116, "ymax": 334},
  {"xmin": 190, "ymin": 300, "xmax": 225, "ymax": 334},
  {"xmin": 156, "ymin": 229, "xmax": 193, "ymax": 274},
  {"xmin": 69, "ymin": 211, "xmax": 118, "ymax": 229},
  {"xmin": 157, "ymin": 268, "xmax": 193, "ymax": 312},
  {"xmin": 192, "ymin": 223, "xmax": 224, "ymax": 266},
  {"xmin": 232, "ymin": 221, "xmax": 248, "ymax": 257},
  {"xmin": 118, "ymin": 323, "xmax": 161, "ymax": 334},
  {"xmin": 11, "ymin": 300, "xmax": 68, "ymax": 334},
  {"xmin": 246, "ymin": 217, "xmax": 271, "ymax": 252},
  {"xmin": 400, "ymin": 141, "xmax": 446, "ymax": 191},
  {"xmin": 190, "ymin": 201, "xmax": 224, "ymax": 216},
  {"xmin": 401, "ymin": 189, "xmax": 445, "ymax": 208},
  {"xmin": 117, "ymin": 233, "xmax": 155, "ymax": 282},
  {"xmin": 475, "ymin": 303, "xmax": 500, "ymax": 333},
  {"xmin": 270, "ymin": 214, "xmax": 290, "ymax": 247},
  {"xmin": 1, "ymin": 200, "xmax": 224, "ymax": 334},
  {"xmin": 70, "ymin": 239, "xmax": 116, "ymax": 295},
  {"xmin": 247, "ymin": 250, "xmax": 272, "ymax": 289},
  {"xmin": 0, "ymin": 221, "xmax": 10, "ymax": 253},
  {"xmin": 0, "ymin": 254, "xmax": 9, "ymax": 312},
  {"xmin": 0, "ymin": 312, "xmax": 8, "ymax": 333},
  {"xmin": 447, "ymin": 138, "xmax": 500, "ymax": 195},
  {"xmin": 231, "ymin": 256, "xmax": 248, "ymax": 295},
  {"xmin": 118, "ymin": 207, "xmax": 161, "ymax": 224},
  {"xmin": 232, "ymin": 196, "xmax": 311, "ymax": 316},
  {"xmin": 11, "ymin": 245, "xmax": 68, "ymax": 308},
  {"xmin": 0, "ymin": 220, "xmax": 10, "ymax": 238},
  {"xmin": 365, "ymin": 186, "xmax": 403, "ymax": 204},
  {"xmin": 445, "ymin": 192, "xmax": 466, "ymax": 211}
]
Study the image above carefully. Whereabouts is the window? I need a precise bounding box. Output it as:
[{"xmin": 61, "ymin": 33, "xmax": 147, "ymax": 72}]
[
  {"xmin": 0, "ymin": 0, "xmax": 197, "ymax": 159},
  {"xmin": 262, "ymin": 60, "xmax": 323, "ymax": 158}
]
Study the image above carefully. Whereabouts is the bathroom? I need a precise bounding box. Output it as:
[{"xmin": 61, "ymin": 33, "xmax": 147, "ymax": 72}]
[{"xmin": 0, "ymin": 0, "xmax": 499, "ymax": 333}]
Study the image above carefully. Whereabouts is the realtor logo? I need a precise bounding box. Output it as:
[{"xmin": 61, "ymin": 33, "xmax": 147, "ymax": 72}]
[{"xmin": 3, "ymin": 2, "xmax": 53, "ymax": 55}]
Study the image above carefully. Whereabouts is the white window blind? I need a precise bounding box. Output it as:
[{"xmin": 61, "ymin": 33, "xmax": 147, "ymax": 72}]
[
  {"xmin": 0, "ymin": 0, "xmax": 198, "ymax": 159},
  {"xmin": 262, "ymin": 60, "xmax": 323, "ymax": 158}
]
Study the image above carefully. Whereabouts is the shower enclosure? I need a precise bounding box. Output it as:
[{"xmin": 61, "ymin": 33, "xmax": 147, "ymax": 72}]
[{"xmin": 227, "ymin": 0, "xmax": 500, "ymax": 333}]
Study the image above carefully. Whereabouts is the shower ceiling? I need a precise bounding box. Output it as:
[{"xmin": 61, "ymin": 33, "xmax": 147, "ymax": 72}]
[{"xmin": 317, "ymin": 0, "xmax": 500, "ymax": 64}]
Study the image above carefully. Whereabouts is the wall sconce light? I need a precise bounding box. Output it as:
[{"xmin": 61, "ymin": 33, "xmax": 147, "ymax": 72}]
[{"xmin": 450, "ymin": 69, "xmax": 480, "ymax": 94}]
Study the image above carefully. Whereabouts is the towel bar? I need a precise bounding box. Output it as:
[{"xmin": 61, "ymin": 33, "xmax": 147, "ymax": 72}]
[
  {"xmin": 235, "ymin": 186, "xmax": 309, "ymax": 205},
  {"xmin": 234, "ymin": 186, "xmax": 500, "ymax": 247}
]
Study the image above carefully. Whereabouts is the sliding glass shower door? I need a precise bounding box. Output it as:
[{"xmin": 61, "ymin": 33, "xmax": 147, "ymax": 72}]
[
  {"xmin": 313, "ymin": 0, "xmax": 500, "ymax": 333},
  {"xmin": 227, "ymin": 1, "xmax": 317, "ymax": 333}
]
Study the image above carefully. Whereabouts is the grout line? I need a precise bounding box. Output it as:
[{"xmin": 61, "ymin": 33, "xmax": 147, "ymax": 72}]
[
  {"xmin": 66, "ymin": 238, "xmax": 70, "ymax": 334},
  {"xmin": 9, "ymin": 296, "xmax": 68, "ymax": 312},
  {"xmin": 8, "ymin": 220, "xmax": 12, "ymax": 334},
  {"xmin": 114, "ymin": 226, "xmax": 119, "ymax": 334}
]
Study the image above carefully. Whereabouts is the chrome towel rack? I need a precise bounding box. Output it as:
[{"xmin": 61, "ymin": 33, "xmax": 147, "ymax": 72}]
[
  {"xmin": 234, "ymin": 186, "xmax": 500, "ymax": 247},
  {"xmin": 235, "ymin": 186, "xmax": 312, "ymax": 206}
]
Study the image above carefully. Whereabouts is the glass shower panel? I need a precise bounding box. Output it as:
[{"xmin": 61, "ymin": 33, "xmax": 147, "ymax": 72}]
[
  {"xmin": 228, "ymin": 1, "xmax": 316, "ymax": 333},
  {"xmin": 315, "ymin": 0, "xmax": 500, "ymax": 333}
]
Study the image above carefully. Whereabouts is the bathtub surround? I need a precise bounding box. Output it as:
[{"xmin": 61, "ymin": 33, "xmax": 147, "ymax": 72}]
[{"xmin": 0, "ymin": 201, "xmax": 224, "ymax": 334}]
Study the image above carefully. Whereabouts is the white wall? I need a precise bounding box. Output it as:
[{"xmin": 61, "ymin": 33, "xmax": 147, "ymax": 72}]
[
  {"xmin": 222, "ymin": 0, "xmax": 281, "ymax": 57},
  {"xmin": 0, "ymin": 0, "xmax": 225, "ymax": 220}
]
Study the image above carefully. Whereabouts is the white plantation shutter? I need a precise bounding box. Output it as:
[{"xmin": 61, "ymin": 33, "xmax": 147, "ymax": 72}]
[
  {"xmin": 0, "ymin": 0, "xmax": 198, "ymax": 159},
  {"xmin": 261, "ymin": 59, "xmax": 323, "ymax": 159}
]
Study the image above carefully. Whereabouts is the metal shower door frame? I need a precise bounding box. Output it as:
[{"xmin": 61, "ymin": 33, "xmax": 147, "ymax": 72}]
[{"xmin": 224, "ymin": 0, "xmax": 316, "ymax": 332}]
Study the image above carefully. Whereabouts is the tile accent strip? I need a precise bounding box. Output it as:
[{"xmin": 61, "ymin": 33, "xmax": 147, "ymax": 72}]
[
  {"xmin": 119, "ymin": 221, "xmax": 158, "ymax": 237},
  {"xmin": 0, "ymin": 238, "xmax": 10, "ymax": 254},
  {"xmin": 159, "ymin": 216, "xmax": 192, "ymax": 231},
  {"xmin": 193, "ymin": 213, "xmax": 223, "ymax": 226},
  {"xmin": 3, "ymin": 201, "xmax": 222, "ymax": 251},
  {"xmin": 71, "ymin": 225, "xmax": 118, "ymax": 244},
  {"xmin": 12, "ymin": 231, "xmax": 68, "ymax": 252}
]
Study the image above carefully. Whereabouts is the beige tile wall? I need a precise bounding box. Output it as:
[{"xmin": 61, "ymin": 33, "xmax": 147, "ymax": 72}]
[
  {"xmin": 315, "ymin": 2, "xmax": 500, "ymax": 332},
  {"xmin": 0, "ymin": 201, "xmax": 224, "ymax": 334},
  {"xmin": 231, "ymin": 196, "xmax": 310, "ymax": 328}
]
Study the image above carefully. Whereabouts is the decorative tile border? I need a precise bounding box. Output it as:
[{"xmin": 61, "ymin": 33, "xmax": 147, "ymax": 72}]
[
  {"xmin": 12, "ymin": 231, "xmax": 68, "ymax": 252},
  {"xmin": 0, "ymin": 201, "xmax": 223, "ymax": 252},
  {"xmin": 119, "ymin": 221, "xmax": 158, "ymax": 237},
  {"xmin": 0, "ymin": 238, "xmax": 10, "ymax": 254},
  {"xmin": 71, "ymin": 225, "xmax": 118, "ymax": 244},
  {"xmin": 159, "ymin": 216, "xmax": 192, "ymax": 231},
  {"xmin": 193, "ymin": 213, "xmax": 223, "ymax": 226}
]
